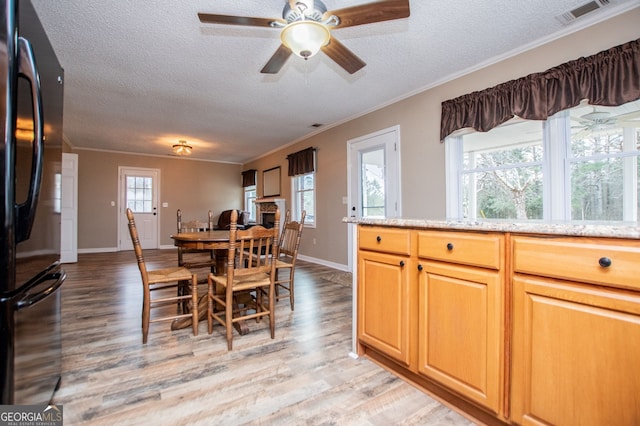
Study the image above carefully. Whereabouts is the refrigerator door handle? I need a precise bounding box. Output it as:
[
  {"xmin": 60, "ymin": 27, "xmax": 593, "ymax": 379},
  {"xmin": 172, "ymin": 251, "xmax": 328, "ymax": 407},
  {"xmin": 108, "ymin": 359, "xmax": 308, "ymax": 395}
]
[
  {"xmin": 13, "ymin": 271, "xmax": 65, "ymax": 311},
  {"xmin": 14, "ymin": 36, "xmax": 44, "ymax": 243}
]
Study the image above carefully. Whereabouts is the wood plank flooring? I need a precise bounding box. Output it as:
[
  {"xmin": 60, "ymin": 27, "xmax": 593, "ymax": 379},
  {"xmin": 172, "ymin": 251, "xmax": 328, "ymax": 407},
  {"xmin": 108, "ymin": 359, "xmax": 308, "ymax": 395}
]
[{"xmin": 54, "ymin": 250, "xmax": 476, "ymax": 425}]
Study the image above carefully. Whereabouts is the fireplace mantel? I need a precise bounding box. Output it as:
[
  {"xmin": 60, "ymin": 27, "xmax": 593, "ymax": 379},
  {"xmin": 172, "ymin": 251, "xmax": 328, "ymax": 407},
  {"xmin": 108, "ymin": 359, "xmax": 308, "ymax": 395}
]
[{"xmin": 255, "ymin": 197, "xmax": 285, "ymax": 204}]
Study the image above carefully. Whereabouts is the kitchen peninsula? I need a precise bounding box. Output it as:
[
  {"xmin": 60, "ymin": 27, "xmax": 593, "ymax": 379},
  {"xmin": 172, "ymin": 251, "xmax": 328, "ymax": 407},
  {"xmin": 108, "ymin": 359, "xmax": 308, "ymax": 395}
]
[{"xmin": 345, "ymin": 217, "xmax": 640, "ymax": 425}]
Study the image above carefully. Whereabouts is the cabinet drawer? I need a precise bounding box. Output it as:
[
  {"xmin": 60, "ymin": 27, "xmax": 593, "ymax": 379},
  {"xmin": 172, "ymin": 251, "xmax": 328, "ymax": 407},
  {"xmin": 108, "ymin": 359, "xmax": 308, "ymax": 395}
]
[
  {"xmin": 512, "ymin": 236, "xmax": 640, "ymax": 291},
  {"xmin": 417, "ymin": 230, "xmax": 502, "ymax": 270},
  {"xmin": 359, "ymin": 226, "xmax": 411, "ymax": 255}
]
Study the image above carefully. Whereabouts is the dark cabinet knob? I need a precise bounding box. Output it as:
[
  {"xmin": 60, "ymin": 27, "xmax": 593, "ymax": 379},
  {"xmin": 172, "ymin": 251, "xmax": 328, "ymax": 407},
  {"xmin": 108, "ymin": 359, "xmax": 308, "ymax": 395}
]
[
  {"xmin": 417, "ymin": 264, "xmax": 423, "ymax": 271},
  {"xmin": 376, "ymin": 236, "xmax": 382, "ymax": 242},
  {"xmin": 446, "ymin": 243, "xmax": 454, "ymax": 251},
  {"xmin": 399, "ymin": 260, "xmax": 405, "ymax": 267},
  {"xmin": 598, "ymin": 257, "xmax": 612, "ymax": 268}
]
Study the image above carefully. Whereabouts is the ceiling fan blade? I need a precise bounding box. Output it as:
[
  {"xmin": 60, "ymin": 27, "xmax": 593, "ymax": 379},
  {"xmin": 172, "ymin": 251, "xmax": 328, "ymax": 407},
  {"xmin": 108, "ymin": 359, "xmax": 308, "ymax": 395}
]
[
  {"xmin": 573, "ymin": 129, "xmax": 591, "ymax": 140},
  {"xmin": 321, "ymin": 37, "xmax": 366, "ymax": 74},
  {"xmin": 198, "ymin": 13, "xmax": 284, "ymax": 28},
  {"xmin": 613, "ymin": 110, "xmax": 640, "ymax": 121},
  {"xmin": 325, "ymin": 0, "xmax": 410, "ymax": 29},
  {"xmin": 261, "ymin": 44, "xmax": 293, "ymax": 74},
  {"xmin": 617, "ymin": 120, "xmax": 640, "ymax": 127}
]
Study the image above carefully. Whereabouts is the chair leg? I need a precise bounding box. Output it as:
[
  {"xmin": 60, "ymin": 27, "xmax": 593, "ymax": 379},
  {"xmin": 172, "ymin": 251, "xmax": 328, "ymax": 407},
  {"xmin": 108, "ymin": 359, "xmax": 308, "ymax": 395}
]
[
  {"xmin": 207, "ymin": 275, "xmax": 214, "ymax": 335},
  {"xmin": 177, "ymin": 280, "xmax": 187, "ymax": 313},
  {"xmin": 142, "ymin": 289, "xmax": 151, "ymax": 344},
  {"xmin": 255, "ymin": 289, "xmax": 262, "ymax": 323},
  {"xmin": 269, "ymin": 282, "xmax": 275, "ymax": 339},
  {"xmin": 191, "ymin": 275, "xmax": 198, "ymax": 337},
  {"xmin": 226, "ymin": 286, "xmax": 233, "ymax": 351},
  {"xmin": 289, "ymin": 269, "xmax": 295, "ymax": 311}
]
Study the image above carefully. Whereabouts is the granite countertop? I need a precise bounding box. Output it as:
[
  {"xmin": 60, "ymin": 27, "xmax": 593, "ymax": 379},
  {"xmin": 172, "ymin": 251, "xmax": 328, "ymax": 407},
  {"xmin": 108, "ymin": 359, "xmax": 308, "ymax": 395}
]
[{"xmin": 342, "ymin": 217, "xmax": 640, "ymax": 239}]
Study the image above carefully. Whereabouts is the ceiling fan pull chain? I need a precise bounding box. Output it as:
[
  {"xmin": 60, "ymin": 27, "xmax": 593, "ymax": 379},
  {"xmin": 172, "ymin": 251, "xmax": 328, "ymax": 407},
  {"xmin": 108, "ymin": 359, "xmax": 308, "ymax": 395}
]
[{"xmin": 304, "ymin": 60, "xmax": 309, "ymax": 86}]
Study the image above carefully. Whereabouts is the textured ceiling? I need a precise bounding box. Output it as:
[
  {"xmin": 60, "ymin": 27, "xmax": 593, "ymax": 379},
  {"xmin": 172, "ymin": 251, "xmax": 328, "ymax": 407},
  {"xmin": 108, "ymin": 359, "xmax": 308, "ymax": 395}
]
[{"xmin": 30, "ymin": 0, "xmax": 639, "ymax": 163}]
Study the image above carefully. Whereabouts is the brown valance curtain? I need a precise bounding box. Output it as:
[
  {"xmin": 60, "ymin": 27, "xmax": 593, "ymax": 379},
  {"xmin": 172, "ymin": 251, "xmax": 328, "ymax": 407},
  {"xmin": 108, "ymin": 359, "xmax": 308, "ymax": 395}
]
[
  {"xmin": 440, "ymin": 38, "xmax": 640, "ymax": 141},
  {"xmin": 287, "ymin": 147, "xmax": 315, "ymax": 176},
  {"xmin": 241, "ymin": 169, "xmax": 257, "ymax": 187}
]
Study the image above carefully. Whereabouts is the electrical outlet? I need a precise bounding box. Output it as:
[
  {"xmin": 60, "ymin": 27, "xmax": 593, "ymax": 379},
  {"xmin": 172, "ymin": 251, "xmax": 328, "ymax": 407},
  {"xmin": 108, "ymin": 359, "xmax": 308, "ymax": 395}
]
[{"xmin": 313, "ymin": 238, "xmax": 317, "ymax": 245}]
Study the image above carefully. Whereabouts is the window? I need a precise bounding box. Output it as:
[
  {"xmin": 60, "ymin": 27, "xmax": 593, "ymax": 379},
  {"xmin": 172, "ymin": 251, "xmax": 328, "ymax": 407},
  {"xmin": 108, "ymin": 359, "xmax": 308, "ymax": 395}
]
[
  {"xmin": 292, "ymin": 172, "xmax": 315, "ymax": 227},
  {"xmin": 54, "ymin": 172, "xmax": 62, "ymax": 214},
  {"xmin": 244, "ymin": 185, "xmax": 257, "ymax": 222},
  {"xmin": 447, "ymin": 99, "xmax": 640, "ymax": 224},
  {"xmin": 126, "ymin": 176, "xmax": 153, "ymax": 213},
  {"xmin": 361, "ymin": 148, "xmax": 386, "ymax": 218}
]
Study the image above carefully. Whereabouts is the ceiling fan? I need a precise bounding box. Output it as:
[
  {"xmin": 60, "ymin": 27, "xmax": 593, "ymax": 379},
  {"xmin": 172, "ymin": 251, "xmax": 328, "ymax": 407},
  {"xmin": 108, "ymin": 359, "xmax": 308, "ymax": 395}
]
[
  {"xmin": 571, "ymin": 107, "xmax": 640, "ymax": 139},
  {"xmin": 577, "ymin": 108, "xmax": 617, "ymax": 128},
  {"xmin": 198, "ymin": 0, "xmax": 410, "ymax": 74}
]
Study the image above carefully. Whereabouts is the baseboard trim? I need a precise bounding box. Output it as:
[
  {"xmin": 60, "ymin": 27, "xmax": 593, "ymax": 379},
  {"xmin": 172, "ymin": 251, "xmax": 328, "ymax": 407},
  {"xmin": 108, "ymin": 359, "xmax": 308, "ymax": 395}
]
[
  {"xmin": 297, "ymin": 254, "xmax": 349, "ymax": 272},
  {"xmin": 77, "ymin": 247, "xmax": 347, "ymax": 271},
  {"xmin": 77, "ymin": 247, "xmax": 118, "ymax": 254}
]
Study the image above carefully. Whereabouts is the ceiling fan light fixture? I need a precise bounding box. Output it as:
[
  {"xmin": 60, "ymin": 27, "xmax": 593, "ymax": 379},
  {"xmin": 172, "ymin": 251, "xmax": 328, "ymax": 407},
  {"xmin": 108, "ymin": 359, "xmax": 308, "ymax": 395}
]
[
  {"xmin": 280, "ymin": 21, "xmax": 330, "ymax": 59},
  {"xmin": 172, "ymin": 140, "xmax": 192, "ymax": 156}
]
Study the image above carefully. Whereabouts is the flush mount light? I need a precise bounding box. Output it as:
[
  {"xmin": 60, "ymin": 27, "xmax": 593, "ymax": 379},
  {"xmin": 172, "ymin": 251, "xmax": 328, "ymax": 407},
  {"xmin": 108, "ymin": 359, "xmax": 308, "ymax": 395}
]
[{"xmin": 172, "ymin": 140, "xmax": 192, "ymax": 156}]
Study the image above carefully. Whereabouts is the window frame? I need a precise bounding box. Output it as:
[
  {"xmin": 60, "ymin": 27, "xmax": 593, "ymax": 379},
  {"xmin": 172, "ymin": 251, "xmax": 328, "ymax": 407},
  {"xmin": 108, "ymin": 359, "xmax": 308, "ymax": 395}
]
[
  {"xmin": 291, "ymin": 171, "xmax": 315, "ymax": 228},
  {"xmin": 244, "ymin": 184, "xmax": 257, "ymax": 222},
  {"xmin": 446, "ymin": 105, "xmax": 640, "ymax": 224}
]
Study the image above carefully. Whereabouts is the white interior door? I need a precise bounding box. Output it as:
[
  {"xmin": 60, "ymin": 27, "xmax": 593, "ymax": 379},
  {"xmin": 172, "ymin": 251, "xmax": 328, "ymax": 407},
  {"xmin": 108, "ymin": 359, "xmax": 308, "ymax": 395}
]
[
  {"xmin": 347, "ymin": 126, "xmax": 401, "ymax": 270},
  {"xmin": 60, "ymin": 153, "xmax": 78, "ymax": 263},
  {"xmin": 119, "ymin": 167, "xmax": 159, "ymax": 250}
]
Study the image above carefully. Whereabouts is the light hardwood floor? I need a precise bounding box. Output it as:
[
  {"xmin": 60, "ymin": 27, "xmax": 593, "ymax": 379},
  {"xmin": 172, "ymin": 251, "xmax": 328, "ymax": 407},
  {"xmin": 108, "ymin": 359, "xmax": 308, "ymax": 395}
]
[{"xmin": 54, "ymin": 250, "xmax": 476, "ymax": 425}]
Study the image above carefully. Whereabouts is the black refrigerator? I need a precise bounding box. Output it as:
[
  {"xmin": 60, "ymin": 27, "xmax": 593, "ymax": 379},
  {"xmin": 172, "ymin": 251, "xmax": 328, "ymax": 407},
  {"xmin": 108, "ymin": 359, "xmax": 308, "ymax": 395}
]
[{"xmin": 0, "ymin": 0, "xmax": 65, "ymax": 405}]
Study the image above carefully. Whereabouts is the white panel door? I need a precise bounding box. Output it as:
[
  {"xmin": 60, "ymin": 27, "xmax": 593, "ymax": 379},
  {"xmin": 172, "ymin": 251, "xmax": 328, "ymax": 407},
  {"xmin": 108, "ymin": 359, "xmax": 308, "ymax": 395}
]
[
  {"xmin": 60, "ymin": 153, "xmax": 78, "ymax": 263},
  {"xmin": 119, "ymin": 167, "xmax": 159, "ymax": 250}
]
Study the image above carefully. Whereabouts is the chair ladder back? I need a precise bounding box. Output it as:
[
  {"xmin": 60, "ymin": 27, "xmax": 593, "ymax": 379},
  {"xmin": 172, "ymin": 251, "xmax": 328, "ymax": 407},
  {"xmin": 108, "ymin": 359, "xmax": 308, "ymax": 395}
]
[
  {"xmin": 177, "ymin": 209, "xmax": 183, "ymax": 233},
  {"xmin": 279, "ymin": 210, "xmax": 306, "ymax": 258},
  {"xmin": 177, "ymin": 209, "xmax": 214, "ymax": 232},
  {"xmin": 277, "ymin": 209, "xmax": 291, "ymax": 248},
  {"xmin": 236, "ymin": 229, "xmax": 278, "ymax": 275},
  {"xmin": 127, "ymin": 208, "xmax": 149, "ymax": 281},
  {"xmin": 176, "ymin": 209, "xmax": 216, "ymax": 271}
]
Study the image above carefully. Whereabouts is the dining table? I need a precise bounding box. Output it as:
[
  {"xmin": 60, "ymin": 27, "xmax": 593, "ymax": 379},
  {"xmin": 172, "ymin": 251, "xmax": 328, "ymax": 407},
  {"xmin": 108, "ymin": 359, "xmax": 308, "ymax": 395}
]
[
  {"xmin": 173, "ymin": 229, "xmax": 230, "ymax": 272},
  {"xmin": 170, "ymin": 230, "xmax": 251, "ymax": 334}
]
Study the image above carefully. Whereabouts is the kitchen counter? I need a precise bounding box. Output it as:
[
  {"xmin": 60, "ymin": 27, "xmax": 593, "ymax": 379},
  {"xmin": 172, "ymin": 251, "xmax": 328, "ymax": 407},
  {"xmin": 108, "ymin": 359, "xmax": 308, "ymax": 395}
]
[{"xmin": 343, "ymin": 217, "xmax": 640, "ymax": 239}]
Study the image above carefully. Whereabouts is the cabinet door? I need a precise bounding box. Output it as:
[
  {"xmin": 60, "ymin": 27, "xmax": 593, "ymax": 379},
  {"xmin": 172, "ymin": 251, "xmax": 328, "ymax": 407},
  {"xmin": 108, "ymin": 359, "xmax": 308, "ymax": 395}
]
[
  {"xmin": 418, "ymin": 261, "xmax": 503, "ymax": 413},
  {"xmin": 358, "ymin": 250, "xmax": 411, "ymax": 366},
  {"xmin": 511, "ymin": 275, "xmax": 640, "ymax": 425}
]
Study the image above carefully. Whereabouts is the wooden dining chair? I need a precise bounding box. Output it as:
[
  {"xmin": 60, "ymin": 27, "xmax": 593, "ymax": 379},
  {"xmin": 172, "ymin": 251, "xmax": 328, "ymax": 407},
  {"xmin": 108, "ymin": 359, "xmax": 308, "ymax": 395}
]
[
  {"xmin": 274, "ymin": 210, "xmax": 306, "ymax": 310},
  {"xmin": 207, "ymin": 208, "xmax": 280, "ymax": 350},
  {"xmin": 127, "ymin": 208, "xmax": 199, "ymax": 343},
  {"xmin": 176, "ymin": 209, "xmax": 216, "ymax": 272}
]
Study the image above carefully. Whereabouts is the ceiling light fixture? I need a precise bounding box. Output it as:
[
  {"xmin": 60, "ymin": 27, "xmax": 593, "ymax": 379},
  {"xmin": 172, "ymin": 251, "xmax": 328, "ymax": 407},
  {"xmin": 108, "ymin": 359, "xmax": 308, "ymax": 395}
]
[
  {"xmin": 280, "ymin": 20, "xmax": 330, "ymax": 59},
  {"xmin": 172, "ymin": 140, "xmax": 192, "ymax": 156}
]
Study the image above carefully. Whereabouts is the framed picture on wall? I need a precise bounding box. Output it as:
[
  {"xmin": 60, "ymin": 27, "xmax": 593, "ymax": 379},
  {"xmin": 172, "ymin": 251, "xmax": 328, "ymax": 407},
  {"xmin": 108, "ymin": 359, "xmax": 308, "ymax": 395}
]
[{"xmin": 263, "ymin": 166, "xmax": 280, "ymax": 197}]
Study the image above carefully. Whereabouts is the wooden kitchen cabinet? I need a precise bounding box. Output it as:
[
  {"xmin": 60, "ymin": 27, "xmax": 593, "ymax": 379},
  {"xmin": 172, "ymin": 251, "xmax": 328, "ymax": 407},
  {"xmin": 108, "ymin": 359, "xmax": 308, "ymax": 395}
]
[
  {"xmin": 416, "ymin": 230, "xmax": 505, "ymax": 415},
  {"xmin": 355, "ymin": 223, "xmax": 640, "ymax": 425},
  {"xmin": 511, "ymin": 236, "xmax": 640, "ymax": 425},
  {"xmin": 357, "ymin": 226, "xmax": 414, "ymax": 367}
]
